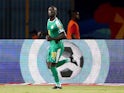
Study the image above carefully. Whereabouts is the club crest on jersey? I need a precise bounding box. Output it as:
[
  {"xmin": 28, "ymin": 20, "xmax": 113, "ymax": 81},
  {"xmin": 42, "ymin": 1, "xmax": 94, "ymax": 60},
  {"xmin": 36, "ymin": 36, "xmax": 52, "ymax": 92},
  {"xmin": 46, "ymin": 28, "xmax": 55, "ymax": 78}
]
[{"xmin": 51, "ymin": 25, "xmax": 54, "ymax": 29}]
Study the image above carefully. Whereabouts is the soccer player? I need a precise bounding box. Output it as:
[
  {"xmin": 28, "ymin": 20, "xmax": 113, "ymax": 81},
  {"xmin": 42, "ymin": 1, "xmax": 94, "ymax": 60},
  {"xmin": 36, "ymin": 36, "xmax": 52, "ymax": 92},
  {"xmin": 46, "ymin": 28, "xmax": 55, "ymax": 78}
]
[
  {"xmin": 67, "ymin": 10, "xmax": 80, "ymax": 39},
  {"xmin": 46, "ymin": 6, "xmax": 67, "ymax": 89}
]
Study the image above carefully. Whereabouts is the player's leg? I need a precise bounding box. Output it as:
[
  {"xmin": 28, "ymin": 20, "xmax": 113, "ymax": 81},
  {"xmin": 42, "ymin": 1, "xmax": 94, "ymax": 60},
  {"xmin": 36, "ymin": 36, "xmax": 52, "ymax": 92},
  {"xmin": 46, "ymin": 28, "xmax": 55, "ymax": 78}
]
[
  {"xmin": 46, "ymin": 48, "xmax": 51, "ymax": 69},
  {"xmin": 46, "ymin": 62, "xmax": 61, "ymax": 89},
  {"xmin": 50, "ymin": 63, "xmax": 62, "ymax": 89},
  {"xmin": 56, "ymin": 59, "xmax": 69, "ymax": 67},
  {"xmin": 47, "ymin": 48, "xmax": 62, "ymax": 89},
  {"xmin": 56, "ymin": 44, "xmax": 70, "ymax": 67},
  {"xmin": 56, "ymin": 56, "xmax": 78, "ymax": 67},
  {"xmin": 55, "ymin": 43, "xmax": 78, "ymax": 67},
  {"xmin": 55, "ymin": 47, "xmax": 68, "ymax": 67}
]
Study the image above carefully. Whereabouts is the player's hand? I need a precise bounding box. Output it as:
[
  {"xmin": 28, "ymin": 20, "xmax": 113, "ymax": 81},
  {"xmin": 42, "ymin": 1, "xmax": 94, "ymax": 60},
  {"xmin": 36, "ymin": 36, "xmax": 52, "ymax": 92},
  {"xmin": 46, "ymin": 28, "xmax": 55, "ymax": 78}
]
[{"xmin": 46, "ymin": 35, "xmax": 52, "ymax": 41}]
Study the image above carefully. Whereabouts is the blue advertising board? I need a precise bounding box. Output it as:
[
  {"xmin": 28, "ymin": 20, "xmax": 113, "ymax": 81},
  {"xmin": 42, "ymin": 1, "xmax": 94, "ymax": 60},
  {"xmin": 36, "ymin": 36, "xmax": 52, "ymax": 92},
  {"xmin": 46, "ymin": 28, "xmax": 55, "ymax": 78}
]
[{"xmin": 0, "ymin": 40, "xmax": 124, "ymax": 84}]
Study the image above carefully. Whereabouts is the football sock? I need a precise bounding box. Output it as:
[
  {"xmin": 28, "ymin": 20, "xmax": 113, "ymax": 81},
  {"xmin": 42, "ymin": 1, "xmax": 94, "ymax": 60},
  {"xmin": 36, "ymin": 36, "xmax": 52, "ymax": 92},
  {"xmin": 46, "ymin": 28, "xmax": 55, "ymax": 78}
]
[
  {"xmin": 50, "ymin": 66, "xmax": 60, "ymax": 86},
  {"xmin": 56, "ymin": 82, "xmax": 61, "ymax": 87},
  {"xmin": 56, "ymin": 59, "xmax": 69, "ymax": 67}
]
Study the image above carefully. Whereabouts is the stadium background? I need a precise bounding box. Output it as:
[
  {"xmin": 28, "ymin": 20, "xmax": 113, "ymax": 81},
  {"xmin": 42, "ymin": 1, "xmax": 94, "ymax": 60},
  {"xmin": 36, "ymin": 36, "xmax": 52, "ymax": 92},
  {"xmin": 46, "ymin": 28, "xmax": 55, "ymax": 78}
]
[
  {"xmin": 0, "ymin": 0, "xmax": 124, "ymax": 39},
  {"xmin": 0, "ymin": 0, "xmax": 124, "ymax": 85}
]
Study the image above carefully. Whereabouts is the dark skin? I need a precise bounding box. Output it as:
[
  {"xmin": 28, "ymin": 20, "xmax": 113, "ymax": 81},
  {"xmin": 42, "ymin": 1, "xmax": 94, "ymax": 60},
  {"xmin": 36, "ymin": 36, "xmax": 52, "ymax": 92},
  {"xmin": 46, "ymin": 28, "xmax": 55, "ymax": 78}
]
[
  {"xmin": 46, "ymin": 32, "xmax": 66, "ymax": 42},
  {"xmin": 70, "ymin": 11, "xmax": 80, "ymax": 39},
  {"xmin": 39, "ymin": 6, "xmax": 66, "ymax": 42},
  {"xmin": 71, "ymin": 11, "xmax": 80, "ymax": 21},
  {"xmin": 46, "ymin": 6, "xmax": 66, "ymax": 68},
  {"xmin": 46, "ymin": 6, "xmax": 66, "ymax": 43}
]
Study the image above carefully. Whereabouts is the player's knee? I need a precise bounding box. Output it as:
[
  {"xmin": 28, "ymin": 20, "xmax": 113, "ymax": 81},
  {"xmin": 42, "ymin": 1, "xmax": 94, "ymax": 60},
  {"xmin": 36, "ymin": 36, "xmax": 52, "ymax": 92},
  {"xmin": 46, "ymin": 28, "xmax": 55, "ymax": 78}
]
[
  {"xmin": 46, "ymin": 62, "xmax": 56, "ymax": 69},
  {"xmin": 47, "ymin": 62, "xmax": 51, "ymax": 69},
  {"xmin": 51, "ymin": 63, "xmax": 57, "ymax": 67}
]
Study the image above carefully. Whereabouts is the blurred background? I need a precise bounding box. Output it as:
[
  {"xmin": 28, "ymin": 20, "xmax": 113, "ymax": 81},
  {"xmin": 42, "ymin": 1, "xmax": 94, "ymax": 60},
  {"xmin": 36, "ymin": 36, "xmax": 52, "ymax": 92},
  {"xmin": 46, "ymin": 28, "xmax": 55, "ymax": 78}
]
[{"xmin": 0, "ymin": 0, "xmax": 124, "ymax": 39}]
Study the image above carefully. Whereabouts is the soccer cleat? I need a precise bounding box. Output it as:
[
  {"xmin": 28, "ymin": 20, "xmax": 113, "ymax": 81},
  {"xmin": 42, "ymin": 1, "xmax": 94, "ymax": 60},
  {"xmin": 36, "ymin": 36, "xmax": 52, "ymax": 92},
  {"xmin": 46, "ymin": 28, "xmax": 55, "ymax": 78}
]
[{"xmin": 52, "ymin": 86, "xmax": 62, "ymax": 89}]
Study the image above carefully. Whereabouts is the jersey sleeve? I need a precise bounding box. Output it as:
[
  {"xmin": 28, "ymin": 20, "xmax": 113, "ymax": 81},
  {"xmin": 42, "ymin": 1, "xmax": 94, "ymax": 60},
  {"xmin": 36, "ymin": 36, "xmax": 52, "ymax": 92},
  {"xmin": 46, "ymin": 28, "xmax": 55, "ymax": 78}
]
[{"xmin": 56, "ymin": 19, "xmax": 65, "ymax": 33}]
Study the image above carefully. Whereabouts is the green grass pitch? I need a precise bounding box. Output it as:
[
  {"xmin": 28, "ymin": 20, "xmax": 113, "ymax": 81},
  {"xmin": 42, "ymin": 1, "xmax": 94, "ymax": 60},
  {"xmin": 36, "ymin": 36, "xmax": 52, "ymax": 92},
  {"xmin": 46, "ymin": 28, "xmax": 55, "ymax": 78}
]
[{"xmin": 0, "ymin": 85, "xmax": 124, "ymax": 93}]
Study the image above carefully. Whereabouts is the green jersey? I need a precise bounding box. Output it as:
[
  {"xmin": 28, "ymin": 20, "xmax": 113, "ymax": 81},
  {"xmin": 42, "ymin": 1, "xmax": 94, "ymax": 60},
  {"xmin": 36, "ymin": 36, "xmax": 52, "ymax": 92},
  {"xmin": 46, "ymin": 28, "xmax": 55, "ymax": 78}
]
[
  {"xmin": 47, "ymin": 17, "xmax": 65, "ymax": 63},
  {"xmin": 47, "ymin": 17, "xmax": 65, "ymax": 47},
  {"xmin": 47, "ymin": 17, "xmax": 65, "ymax": 38}
]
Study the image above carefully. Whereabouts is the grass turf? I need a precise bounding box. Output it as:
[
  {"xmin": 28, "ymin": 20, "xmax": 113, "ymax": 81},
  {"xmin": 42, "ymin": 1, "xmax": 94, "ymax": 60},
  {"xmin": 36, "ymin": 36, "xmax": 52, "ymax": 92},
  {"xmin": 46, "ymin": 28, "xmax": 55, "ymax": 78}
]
[{"xmin": 0, "ymin": 85, "xmax": 124, "ymax": 93}]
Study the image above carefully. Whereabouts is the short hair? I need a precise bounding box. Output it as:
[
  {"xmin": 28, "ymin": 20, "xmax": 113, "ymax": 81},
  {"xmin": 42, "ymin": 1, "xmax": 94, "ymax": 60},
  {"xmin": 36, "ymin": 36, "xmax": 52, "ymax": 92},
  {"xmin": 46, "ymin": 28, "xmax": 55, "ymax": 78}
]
[
  {"xmin": 68, "ymin": 10, "xmax": 79, "ymax": 18},
  {"xmin": 49, "ymin": 6, "xmax": 57, "ymax": 15}
]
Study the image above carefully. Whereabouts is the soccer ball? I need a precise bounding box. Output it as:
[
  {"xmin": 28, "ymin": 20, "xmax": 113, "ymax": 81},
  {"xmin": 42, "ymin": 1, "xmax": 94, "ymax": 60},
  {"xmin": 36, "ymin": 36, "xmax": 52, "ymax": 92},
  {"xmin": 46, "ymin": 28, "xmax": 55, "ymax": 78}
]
[{"xmin": 57, "ymin": 41, "xmax": 84, "ymax": 80}]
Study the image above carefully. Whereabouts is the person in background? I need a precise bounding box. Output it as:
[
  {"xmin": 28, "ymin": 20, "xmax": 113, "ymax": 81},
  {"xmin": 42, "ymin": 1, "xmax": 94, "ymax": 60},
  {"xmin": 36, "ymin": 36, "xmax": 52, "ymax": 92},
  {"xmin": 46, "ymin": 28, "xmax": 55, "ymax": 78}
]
[
  {"xmin": 30, "ymin": 29, "xmax": 43, "ymax": 39},
  {"xmin": 67, "ymin": 10, "xmax": 80, "ymax": 39}
]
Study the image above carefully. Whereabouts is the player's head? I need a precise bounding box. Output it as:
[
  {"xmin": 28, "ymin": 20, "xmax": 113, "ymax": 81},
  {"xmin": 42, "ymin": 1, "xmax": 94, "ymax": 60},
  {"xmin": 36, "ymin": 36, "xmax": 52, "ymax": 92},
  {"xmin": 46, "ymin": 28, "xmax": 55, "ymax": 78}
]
[{"xmin": 48, "ymin": 6, "xmax": 57, "ymax": 18}]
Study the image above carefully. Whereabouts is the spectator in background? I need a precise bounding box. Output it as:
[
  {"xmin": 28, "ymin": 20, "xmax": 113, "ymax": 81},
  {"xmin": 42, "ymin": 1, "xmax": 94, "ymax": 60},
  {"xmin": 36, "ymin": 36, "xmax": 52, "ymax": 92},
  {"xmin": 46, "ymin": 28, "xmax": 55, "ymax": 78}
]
[
  {"xmin": 67, "ymin": 10, "xmax": 80, "ymax": 39},
  {"xmin": 30, "ymin": 29, "xmax": 43, "ymax": 39}
]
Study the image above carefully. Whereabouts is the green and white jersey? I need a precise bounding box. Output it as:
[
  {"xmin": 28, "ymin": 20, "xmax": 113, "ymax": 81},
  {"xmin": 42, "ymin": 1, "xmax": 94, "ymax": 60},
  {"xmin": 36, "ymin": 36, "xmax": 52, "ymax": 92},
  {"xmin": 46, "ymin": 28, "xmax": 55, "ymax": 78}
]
[
  {"xmin": 47, "ymin": 17, "xmax": 65, "ymax": 50},
  {"xmin": 47, "ymin": 17, "xmax": 65, "ymax": 63},
  {"xmin": 47, "ymin": 17, "xmax": 65, "ymax": 38}
]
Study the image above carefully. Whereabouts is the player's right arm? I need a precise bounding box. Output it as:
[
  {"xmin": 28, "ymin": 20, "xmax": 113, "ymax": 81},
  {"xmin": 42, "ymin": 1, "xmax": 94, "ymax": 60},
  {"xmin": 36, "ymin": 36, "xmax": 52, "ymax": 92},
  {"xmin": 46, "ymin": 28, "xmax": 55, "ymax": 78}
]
[{"xmin": 46, "ymin": 32, "xmax": 66, "ymax": 41}]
